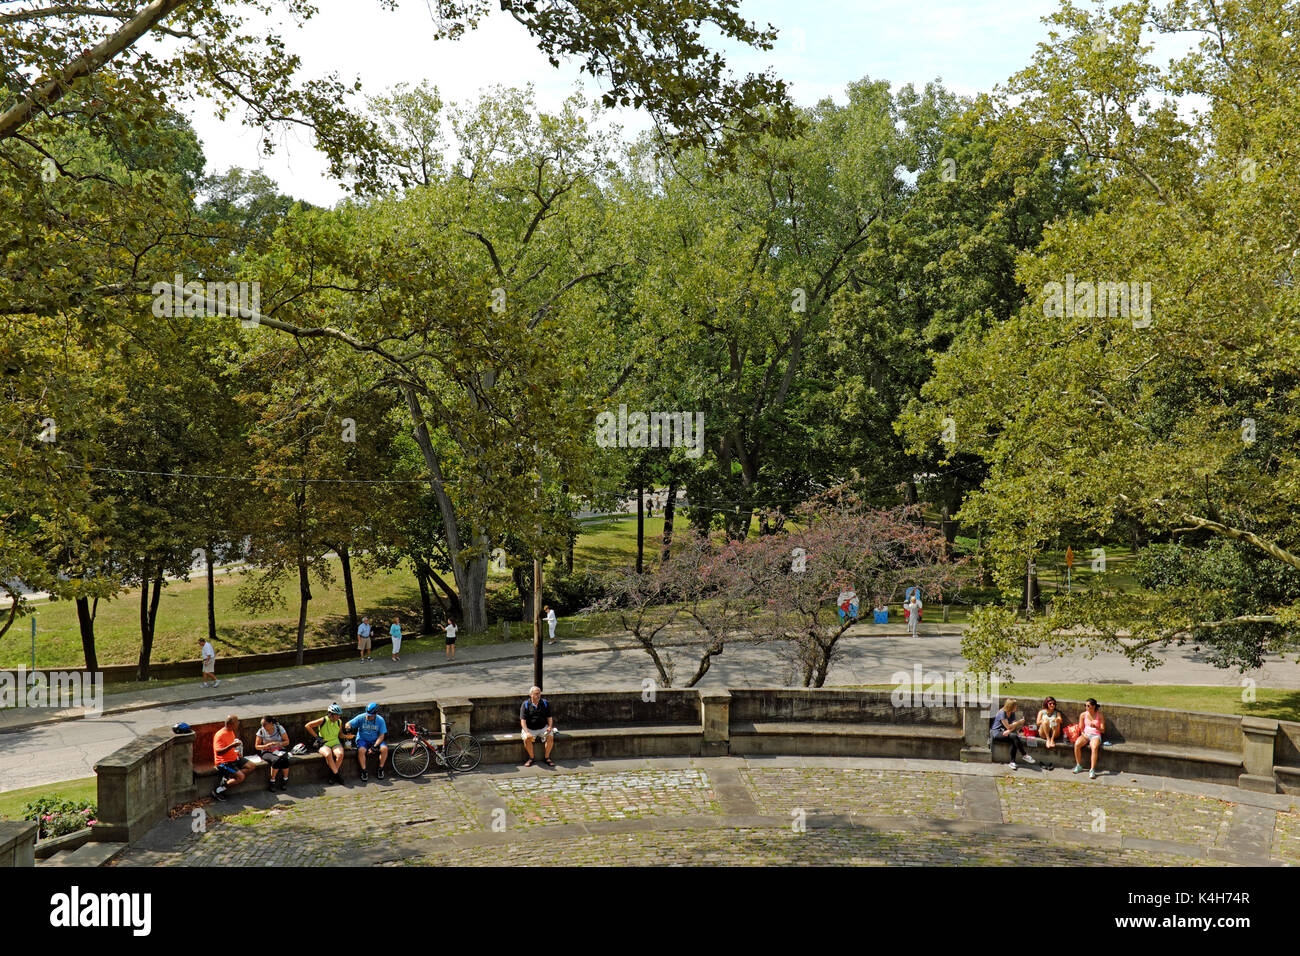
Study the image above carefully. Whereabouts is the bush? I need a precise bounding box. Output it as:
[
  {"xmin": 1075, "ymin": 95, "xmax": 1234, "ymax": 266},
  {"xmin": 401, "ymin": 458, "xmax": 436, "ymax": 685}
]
[
  {"xmin": 23, "ymin": 796, "xmax": 97, "ymax": 840},
  {"xmin": 546, "ymin": 569, "xmax": 608, "ymax": 615}
]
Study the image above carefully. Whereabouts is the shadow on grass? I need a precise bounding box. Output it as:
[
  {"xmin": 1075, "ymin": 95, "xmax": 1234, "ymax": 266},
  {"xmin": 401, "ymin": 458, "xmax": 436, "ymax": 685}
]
[
  {"xmin": 214, "ymin": 587, "xmax": 431, "ymax": 653},
  {"xmin": 1243, "ymin": 694, "xmax": 1300, "ymax": 723}
]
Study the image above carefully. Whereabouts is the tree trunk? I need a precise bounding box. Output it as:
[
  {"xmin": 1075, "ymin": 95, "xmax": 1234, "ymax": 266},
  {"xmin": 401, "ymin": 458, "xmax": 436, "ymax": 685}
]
[
  {"xmin": 940, "ymin": 503, "xmax": 957, "ymax": 556},
  {"xmin": 566, "ymin": 537, "xmax": 574, "ymax": 572},
  {"xmin": 427, "ymin": 568, "xmax": 462, "ymax": 619},
  {"xmin": 636, "ymin": 476, "xmax": 645, "ymax": 574},
  {"xmin": 204, "ymin": 545, "xmax": 217, "ymax": 644},
  {"xmin": 661, "ymin": 478, "xmax": 679, "ymax": 561},
  {"xmin": 1021, "ymin": 557, "xmax": 1042, "ymax": 616},
  {"xmin": 75, "ymin": 596, "xmax": 98, "ymax": 673},
  {"xmin": 513, "ymin": 563, "xmax": 535, "ymax": 624},
  {"xmin": 414, "ymin": 561, "xmax": 436, "ymax": 633},
  {"xmin": 136, "ymin": 560, "xmax": 163, "ymax": 682},
  {"xmin": 338, "ymin": 545, "xmax": 358, "ymax": 640},
  {"xmin": 400, "ymin": 384, "xmax": 488, "ymax": 631},
  {"xmin": 296, "ymin": 555, "xmax": 311, "ymax": 666}
]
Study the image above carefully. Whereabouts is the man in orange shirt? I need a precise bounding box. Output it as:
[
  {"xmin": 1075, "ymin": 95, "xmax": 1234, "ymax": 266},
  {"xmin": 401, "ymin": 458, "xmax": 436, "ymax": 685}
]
[{"xmin": 212, "ymin": 714, "xmax": 251, "ymax": 801}]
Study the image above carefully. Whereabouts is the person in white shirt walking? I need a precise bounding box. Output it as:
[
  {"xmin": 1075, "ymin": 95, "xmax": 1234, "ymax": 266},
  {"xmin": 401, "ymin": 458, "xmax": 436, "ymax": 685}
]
[
  {"xmin": 357, "ymin": 617, "xmax": 372, "ymax": 661},
  {"xmin": 904, "ymin": 592, "xmax": 923, "ymax": 637},
  {"xmin": 442, "ymin": 618, "xmax": 458, "ymax": 660},
  {"xmin": 198, "ymin": 637, "xmax": 218, "ymax": 688},
  {"xmin": 544, "ymin": 605, "xmax": 557, "ymax": 644}
]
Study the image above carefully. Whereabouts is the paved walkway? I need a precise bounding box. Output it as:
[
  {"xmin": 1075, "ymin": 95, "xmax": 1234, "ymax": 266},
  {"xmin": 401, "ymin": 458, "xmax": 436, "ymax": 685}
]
[
  {"xmin": 110, "ymin": 756, "xmax": 1300, "ymax": 867},
  {"xmin": 7, "ymin": 624, "xmax": 1300, "ymax": 793}
]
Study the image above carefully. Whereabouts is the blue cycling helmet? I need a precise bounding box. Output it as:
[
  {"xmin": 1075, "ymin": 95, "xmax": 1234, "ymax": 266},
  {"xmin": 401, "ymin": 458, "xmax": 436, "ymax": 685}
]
[
  {"xmin": 365, "ymin": 702, "xmax": 379, "ymax": 714},
  {"xmin": 327, "ymin": 703, "xmax": 342, "ymax": 715},
  {"xmin": 172, "ymin": 722, "xmax": 191, "ymax": 734}
]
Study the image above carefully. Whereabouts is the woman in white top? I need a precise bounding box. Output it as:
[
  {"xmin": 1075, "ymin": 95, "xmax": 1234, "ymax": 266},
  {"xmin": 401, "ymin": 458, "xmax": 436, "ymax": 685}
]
[{"xmin": 1036, "ymin": 696, "xmax": 1064, "ymax": 749}]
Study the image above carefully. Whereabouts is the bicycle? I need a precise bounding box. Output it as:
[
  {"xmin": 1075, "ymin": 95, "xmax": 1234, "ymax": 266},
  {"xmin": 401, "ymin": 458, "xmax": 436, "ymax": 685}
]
[{"xmin": 390, "ymin": 722, "xmax": 482, "ymax": 777}]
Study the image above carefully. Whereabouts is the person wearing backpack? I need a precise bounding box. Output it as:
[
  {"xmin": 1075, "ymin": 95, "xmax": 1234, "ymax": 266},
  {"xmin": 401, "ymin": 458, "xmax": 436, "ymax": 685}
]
[{"xmin": 520, "ymin": 685, "xmax": 555, "ymax": 768}]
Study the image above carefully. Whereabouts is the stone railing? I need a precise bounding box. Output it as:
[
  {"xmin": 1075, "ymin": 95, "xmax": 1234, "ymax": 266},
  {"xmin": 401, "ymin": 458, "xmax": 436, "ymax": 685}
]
[
  {"xmin": 0, "ymin": 821, "xmax": 38, "ymax": 867},
  {"xmin": 82, "ymin": 688, "xmax": 1300, "ymax": 852}
]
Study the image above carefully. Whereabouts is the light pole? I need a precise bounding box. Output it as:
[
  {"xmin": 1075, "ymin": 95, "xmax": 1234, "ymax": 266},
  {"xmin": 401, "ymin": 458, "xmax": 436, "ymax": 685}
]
[{"xmin": 532, "ymin": 442, "xmax": 544, "ymax": 690}]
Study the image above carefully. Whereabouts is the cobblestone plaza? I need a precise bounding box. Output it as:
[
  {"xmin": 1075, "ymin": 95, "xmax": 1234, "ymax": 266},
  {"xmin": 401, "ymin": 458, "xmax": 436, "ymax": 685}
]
[{"xmin": 112, "ymin": 756, "xmax": 1299, "ymax": 867}]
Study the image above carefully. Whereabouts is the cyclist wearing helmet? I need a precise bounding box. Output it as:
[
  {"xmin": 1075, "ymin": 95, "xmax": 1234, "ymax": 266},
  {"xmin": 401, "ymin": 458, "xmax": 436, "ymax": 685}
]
[{"xmin": 306, "ymin": 703, "xmax": 351, "ymax": 784}]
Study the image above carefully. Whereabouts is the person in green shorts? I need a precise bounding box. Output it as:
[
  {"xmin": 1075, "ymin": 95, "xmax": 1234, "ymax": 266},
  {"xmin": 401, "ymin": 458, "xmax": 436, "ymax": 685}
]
[{"xmin": 305, "ymin": 703, "xmax": 351, "ymax": 784}]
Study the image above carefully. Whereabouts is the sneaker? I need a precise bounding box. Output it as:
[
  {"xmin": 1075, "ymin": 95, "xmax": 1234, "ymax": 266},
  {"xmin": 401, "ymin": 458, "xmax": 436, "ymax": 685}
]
[
  {"xmin": 1023, "ymin": 754, "xmax": 1035, "ymax": 764},
  {"xmin": 211, "ymin": 679, "xmax": 220, "ymax": 687},
  {"xmin": 277, "ymin": 779, "xmax": 288, "ymax": 792},
  {"xmin": 1072, "ymin": 764, "xmax": 1085, "ymax": 774},
  {"xmin": 360, "ymin": 770, "xmax": 368, "ymax": 782},
  {"xmin": 1008, "ymin": 761, "xmax": 1017, "ymax": 769},
  {"xmin": 269, "ymin": 779, "xmax": 278, "ymax": 791},
  {"xmin": 1089, "ymin": 769, "xmax": 1097, "ymax": 779},
  {"xmin": 377, "ymin": 768, "xmax": 385, "ymax": 780},
  {"xmin": 212, "ymin": 787, "xmax": 227, "ymax": 801}
]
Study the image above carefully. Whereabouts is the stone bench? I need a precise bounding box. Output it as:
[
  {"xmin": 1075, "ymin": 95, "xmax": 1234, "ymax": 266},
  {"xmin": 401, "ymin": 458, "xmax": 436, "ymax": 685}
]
[
  {"xmin": 991, "ymin": 731, "xmax": 1242, "ymax": 783},
  {"xmin": 731, "ymin": 720, "xmax": 964, "ymax": 759},
  {"xmin": 479, "ymin": 723, "xmax": 703, "ymax": 763}
]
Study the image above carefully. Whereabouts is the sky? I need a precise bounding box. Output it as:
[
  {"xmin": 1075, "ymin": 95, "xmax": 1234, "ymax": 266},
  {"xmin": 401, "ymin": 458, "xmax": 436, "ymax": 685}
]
[{"xmin": 188, "ymin": 0, "xmax": 1066, "ymax": 207}]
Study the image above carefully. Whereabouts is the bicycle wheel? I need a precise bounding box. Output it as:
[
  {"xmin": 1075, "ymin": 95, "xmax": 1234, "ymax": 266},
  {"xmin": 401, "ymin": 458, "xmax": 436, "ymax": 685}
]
[
  {"xmin": 390, "ymin": 739, "xmax": 431, "ymax": 778},
  {"xmin": 444, "ymin": 733, "xmax": 482, "ymax": 773}
]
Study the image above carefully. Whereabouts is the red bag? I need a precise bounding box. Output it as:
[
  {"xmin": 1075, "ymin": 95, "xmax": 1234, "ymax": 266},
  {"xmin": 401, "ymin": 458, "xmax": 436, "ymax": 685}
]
[
  {"xmin": 1022, "ymin": 726, "xmax": 1038, "ymax": 738},
  {"xmin": 1064, "ymin": 723, "xmax": 1081, "ymax": 743}
]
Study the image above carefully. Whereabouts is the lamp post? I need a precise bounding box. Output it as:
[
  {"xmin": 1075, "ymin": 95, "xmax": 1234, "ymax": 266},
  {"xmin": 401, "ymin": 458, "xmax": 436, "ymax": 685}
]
[{"xmin": 532, "ymin": 442, "xmax": 543, "ymax": 690}]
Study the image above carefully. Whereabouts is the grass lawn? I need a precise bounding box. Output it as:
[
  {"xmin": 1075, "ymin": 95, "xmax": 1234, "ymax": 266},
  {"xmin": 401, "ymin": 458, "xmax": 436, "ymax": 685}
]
[
  {"xmin": 0, "ymin": 777, "xmax": 97, "ymax": 820},
  {"xmin": 0, "ymin": 515, "xmax": 1161, "ymax": 671},
  {"xmin": 5, "ymin": 516, "xmax": 668, "ymax": 670}
]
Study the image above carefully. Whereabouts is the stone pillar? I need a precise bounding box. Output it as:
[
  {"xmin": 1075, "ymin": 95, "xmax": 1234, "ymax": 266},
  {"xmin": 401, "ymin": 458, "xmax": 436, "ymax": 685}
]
[
  {"xmin": 0, "ymin": 821, "xmax": 38, "ymax": 867},
  {"xmin": 439, "ymin": 698, "xmax": 474, "ymax": 738},
  {"xmin": 1239, "ymin": 716, "xmax": 1278, "ymax": 793},
  {"xmin": 163, "ymin": 730, "xmax": 197, "ymax": 819},
  {"xmin": 700, "ymin": 689, "xmax": 730, "ymax": 757},
  {"xmin": 960, "ymin": 704, "xmax": 991, "ymax": 763}
]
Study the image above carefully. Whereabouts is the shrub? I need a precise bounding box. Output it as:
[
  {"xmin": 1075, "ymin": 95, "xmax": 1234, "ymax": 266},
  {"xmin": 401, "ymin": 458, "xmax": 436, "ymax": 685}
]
[
  {"xmin": 545, "ymin": 569, "xmax": 608, "ymax": 615},
  {"xmin": 23, "ymin": 796, "xmax": 97, "ymax": 840}
]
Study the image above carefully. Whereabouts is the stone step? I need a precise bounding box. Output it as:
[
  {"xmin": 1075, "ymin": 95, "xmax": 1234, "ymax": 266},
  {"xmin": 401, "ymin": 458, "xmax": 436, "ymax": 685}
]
[{"xmin": 40, "ymin": 841, "xmax": 127, "ymax": 867}]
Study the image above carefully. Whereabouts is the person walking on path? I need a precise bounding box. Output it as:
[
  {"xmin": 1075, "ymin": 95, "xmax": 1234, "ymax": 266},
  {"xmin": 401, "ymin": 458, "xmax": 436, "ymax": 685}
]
[
  {"xmin": 199, "ymin": 637, "xmax": 218, "ymax": 688},
  {"xmin": 443, "ymin": 618, "xmax": 458, "ymax": 660},
  {"xmin": 545, "ymin": 605, "xmax": 557, "ymax": 645},
  {"xmin": 520, "ymin": 685, "xmax": 555, "ymax": 768},
  {"xmin": 357, "ymin": 617, "xmax": 372, "ymax": 662},
  {"xmin": 389, "ymin": 617, "xmax": 403, "ymax": 662},
  {"xmin": 904, "ymin": 592, "xmax": 923, "ymax": 637}
]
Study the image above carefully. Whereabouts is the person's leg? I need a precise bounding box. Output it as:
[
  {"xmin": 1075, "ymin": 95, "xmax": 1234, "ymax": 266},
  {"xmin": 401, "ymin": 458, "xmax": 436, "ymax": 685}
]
[
  {"xmin": 1089, "ymin": 737, "xmax": 1101, "ymax": 771},
  {"xmin": 543, "ymin": 732, "xmax": 554, "ymax": 761},
  {"xmin": 522, "ymin": 732, "xmax": 535, "ymax": 764},
  {"xmin": 1073, "ymin": 735, "xmax": 1085, "ymax": 771},
  {"xmin": 377, "ymin": 744, "xmax": 388, "ymax": 768}
]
